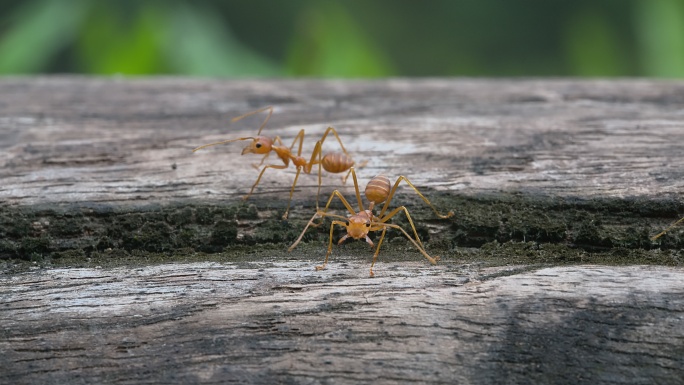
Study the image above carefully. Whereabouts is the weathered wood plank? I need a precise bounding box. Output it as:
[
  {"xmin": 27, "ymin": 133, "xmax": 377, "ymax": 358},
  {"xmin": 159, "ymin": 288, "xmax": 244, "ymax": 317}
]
[
  {"xmin": 1, "ymin": 77, "xmax": 684, "ymax": 261},
  {"xmin": 1, "ymin": 77, "xmax": 683, "ymax": 206},
  {"xmin": 2, "ymin": 263, "xmax": 682, "ymax": 384},
  {"xmin": 1, "ymin": 78, "xmax": 684, "ymax": 383}
]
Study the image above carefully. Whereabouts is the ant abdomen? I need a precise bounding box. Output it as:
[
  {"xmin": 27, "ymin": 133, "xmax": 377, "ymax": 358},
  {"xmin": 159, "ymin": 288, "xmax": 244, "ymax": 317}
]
[
  {"xmin": 322, "ymin": 152, "xmax": 355, "ymax": 173},
  {"xmin": 365, "ymin": 175, "xmax": 390, "ymax": 204}
]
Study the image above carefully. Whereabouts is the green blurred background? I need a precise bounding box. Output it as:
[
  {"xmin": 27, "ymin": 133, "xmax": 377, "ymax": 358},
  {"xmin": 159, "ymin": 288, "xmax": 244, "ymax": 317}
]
[{"xmin": 1, "ymin": 0, "xmax": 684, "ymax": 77}]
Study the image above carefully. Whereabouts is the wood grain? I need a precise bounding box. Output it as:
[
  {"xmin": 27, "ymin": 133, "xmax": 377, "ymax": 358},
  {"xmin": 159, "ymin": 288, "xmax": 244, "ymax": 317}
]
[
  {"xmin": 2, "ymin": 77, "xmax": 684, "ymax": 259},
  {"xmin": 1, "ymin": 78, "xmax": 684, "ymax": 383},
  {"xmin": 1, "ymin": 77, "xmax": 683, "ymax": 207},
  {"xmin": 2, "ymin": 263, "xmax": 682, "ymax": 384}
]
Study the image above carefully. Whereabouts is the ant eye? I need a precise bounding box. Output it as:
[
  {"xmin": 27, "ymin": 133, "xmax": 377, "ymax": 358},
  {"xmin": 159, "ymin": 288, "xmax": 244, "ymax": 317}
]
[{"xmin": 255, "ymin": 143, "xmax": 262, "ymax": 148}]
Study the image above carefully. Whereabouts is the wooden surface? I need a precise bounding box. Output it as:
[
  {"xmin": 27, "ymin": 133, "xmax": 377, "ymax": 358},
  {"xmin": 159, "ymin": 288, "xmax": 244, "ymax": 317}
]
[
  {"xmin": 2, "ymin": 262, "xmax": 683, "ymax": 384},
  {"xmin": 1, "ymin": 77, "xmax": 684, "ymax": 206},
  {"xmin": 1, "ymin": 77, "xmax": 684, "ymax": 384},
  {"xmin": 1, "ymin": 77, "xmax": 683, "ymax": 257}
]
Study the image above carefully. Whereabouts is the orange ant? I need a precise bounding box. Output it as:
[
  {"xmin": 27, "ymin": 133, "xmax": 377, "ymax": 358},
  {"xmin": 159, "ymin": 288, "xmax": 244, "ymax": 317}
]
[
  {"xmin": 288, "ymin": 167, "xmax": 454, "ymax": 277},
  {"xmin": 192, "ymin": 106, "xmax": 361, "ymax": 219},
  {"xmin": 651, "ymin": 216, "xmax": 684, "ymax": 241}
]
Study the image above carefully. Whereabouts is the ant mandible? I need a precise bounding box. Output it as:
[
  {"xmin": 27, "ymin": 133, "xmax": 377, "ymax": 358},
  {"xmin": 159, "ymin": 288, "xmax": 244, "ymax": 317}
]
[
  {"xmin": 288, "ymin": 167, "xmax": 454, "ymax": 277},
  {"xmin": 193, "ymin": 106, "xmax": 361, "ymax": 219}
]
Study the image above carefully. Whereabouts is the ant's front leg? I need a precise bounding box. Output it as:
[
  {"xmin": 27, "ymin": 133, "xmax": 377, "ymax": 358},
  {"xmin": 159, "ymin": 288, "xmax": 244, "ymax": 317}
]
[
  {"xmin": 243, "ymin": 164, "xmax": 288, "ymax": 201},
  {"xmin": 315, "ymin": 220, "xmax": 348, "ymax": 271},
  {"xmin": 252, "ymin": 153, "xmax": 271, "ymax": 170}
]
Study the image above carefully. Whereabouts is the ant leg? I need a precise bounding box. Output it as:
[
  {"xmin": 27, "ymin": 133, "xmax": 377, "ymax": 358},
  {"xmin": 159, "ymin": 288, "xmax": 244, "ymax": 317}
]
[
  {"xmin": 369, "ymin": 227, "xmax": 388, "ymax": 278},
  {"xmin": 317, "ymin": 150, "xmax": 322, "ymax": 212},
  {"xmin": 230, "ymin": 106, "xmax": 273, "ymax": 136},
  {"xmin": 289, "ymin": 129, "xmax": 306, "ymax": 156},
  {"xmin": 310, "ymin": 186, "xmax": 355, "ymax": 229},
  {"xmin": 355, "ymin": 159, "xmax": 369, "ymax": 169},
  {"xmin": 342, "ymin": 168, "xmax": 353, "ymax": 184},
  {"xmin": 305, "ymin": 141, "xmax": 323, "ymax": 211},
  {"xmin": 318, "ymin": 126, "xmax": 350, "ymax": 158},
  {"xmin": 344, "ymin": 159, "xmax": 369, "ymax": 181},
  {"xmin": 292, "ymin": 188, "xmax": 356, "ymax": 246},
  {"xmin": 308, "ymin": 170, "xmax": 360, "ymax": 226},
  {"xmin": 253, "ymin": 152, "xmax": 271, "ymax": 170},
  {"xmin": 378, "ymin": 176, "xmax": 455, "ymax": 220},
  {"xmin": 289, "ymin": 211, "xmax": 320, "ymax": 251},
  {"xmin": 315, "ymin": 220, "xmax": 348, "ymax": 271},
  {"xmin": 318, "ymin": 126, "xmax": 369, "ymax": 172},
  {"xmin": 244, "ymin": 164, "xmax": 288, "ymax": 201},
  {"xmin": 378, "ymin": 223, "xmax": 439, "ymax": 265},
  {"xmin": 349, "ymin": 167, "xmax": 365, "ymax": 212},
  {"xmin": 319, "ymin": 190, "xmax": 358, "ymax": 217},
  {"xmin": 378, "ymin": 205, "xmax": 426, "ymax": 250},
  {"xmin": 283, "ymin": 167, "xmax": 303, "ymax": 220},
  {"xmin": 652, "ymin": 216, "xmax": 684, "ymax": 241},
  {"xmin": 289, "ymin": 211, "xmax": 349, "ymax": 251}
]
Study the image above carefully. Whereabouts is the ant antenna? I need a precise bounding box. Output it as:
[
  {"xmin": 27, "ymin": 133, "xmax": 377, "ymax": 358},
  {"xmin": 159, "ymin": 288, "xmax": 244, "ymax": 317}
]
[
  {"xmin": 230, "ymin": 106, "xmax": 273, "ymax": 136},
  {"xmin": 192, "ymin": 137, "xmax": 255, "ymax": 153}
]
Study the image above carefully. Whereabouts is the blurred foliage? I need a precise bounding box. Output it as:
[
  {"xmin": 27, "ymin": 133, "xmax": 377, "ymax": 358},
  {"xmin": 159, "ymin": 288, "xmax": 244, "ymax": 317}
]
[{"xmin": 1, "ymin": 0, "xmax": 684, "ymax": 77}]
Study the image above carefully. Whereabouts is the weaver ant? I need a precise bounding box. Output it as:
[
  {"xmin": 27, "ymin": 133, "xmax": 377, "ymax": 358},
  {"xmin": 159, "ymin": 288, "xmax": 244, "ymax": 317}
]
[
  {"xmin": 288, "ymin": 167, "xmax": 454, "ymax": 277},
  {"xmin": 651, "ymin": 216, "xmax": 684, "ymax": 241},
  {"xmin": 193, "ymin": 106, "xmax": 361, "ymax": 219}
]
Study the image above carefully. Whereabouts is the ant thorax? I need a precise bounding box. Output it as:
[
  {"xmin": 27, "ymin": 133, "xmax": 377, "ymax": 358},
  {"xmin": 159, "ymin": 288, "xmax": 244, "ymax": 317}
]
[{"xmin": 348, "ymin": 209, "xmax": 373, "ymax": 220}]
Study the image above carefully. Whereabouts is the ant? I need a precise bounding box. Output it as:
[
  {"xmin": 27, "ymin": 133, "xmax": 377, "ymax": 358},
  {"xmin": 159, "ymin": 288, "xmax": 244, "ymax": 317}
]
[
  {"xmin": 192, "ymin": 106, "xmax": 362, "ymax": 219},
  {"xmin": 288, "ymin": 167, "xmax": 454, "ymax": 277},
  {"xmin": 651, "ymin": 216, "xmax": 684, "ymax": 241}
]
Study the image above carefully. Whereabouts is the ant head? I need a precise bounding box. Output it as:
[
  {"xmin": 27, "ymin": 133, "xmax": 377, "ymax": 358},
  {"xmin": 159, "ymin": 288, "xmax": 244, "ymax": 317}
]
[
  {"xmin": 241, "ymin": 136, "xmax": 273, "ymax": 155},
  {"xmin": 346, "ymin": 215, "xmax": 372, "ymax": 240}
]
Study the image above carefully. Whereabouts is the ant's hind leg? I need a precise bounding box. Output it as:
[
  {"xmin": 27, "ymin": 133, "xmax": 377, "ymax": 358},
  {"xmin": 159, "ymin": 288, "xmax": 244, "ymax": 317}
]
[
  {"xmin": 341, "ymin": 168, "xmax": 353, "ymax": 184},
  {"xmin": 318, "ymin": 127, "xmax": 350, "ymax": 157},
  {"xmin": 383, "ymin": 223, "xmax": 439, "ymax": 265},
  {"xmin": 378, "ymin": 206, "xmax": 426, "ymax": 250},
  {"xmin": 378, "ymin": 176, "xmax": 455, "ymax": 220}
]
